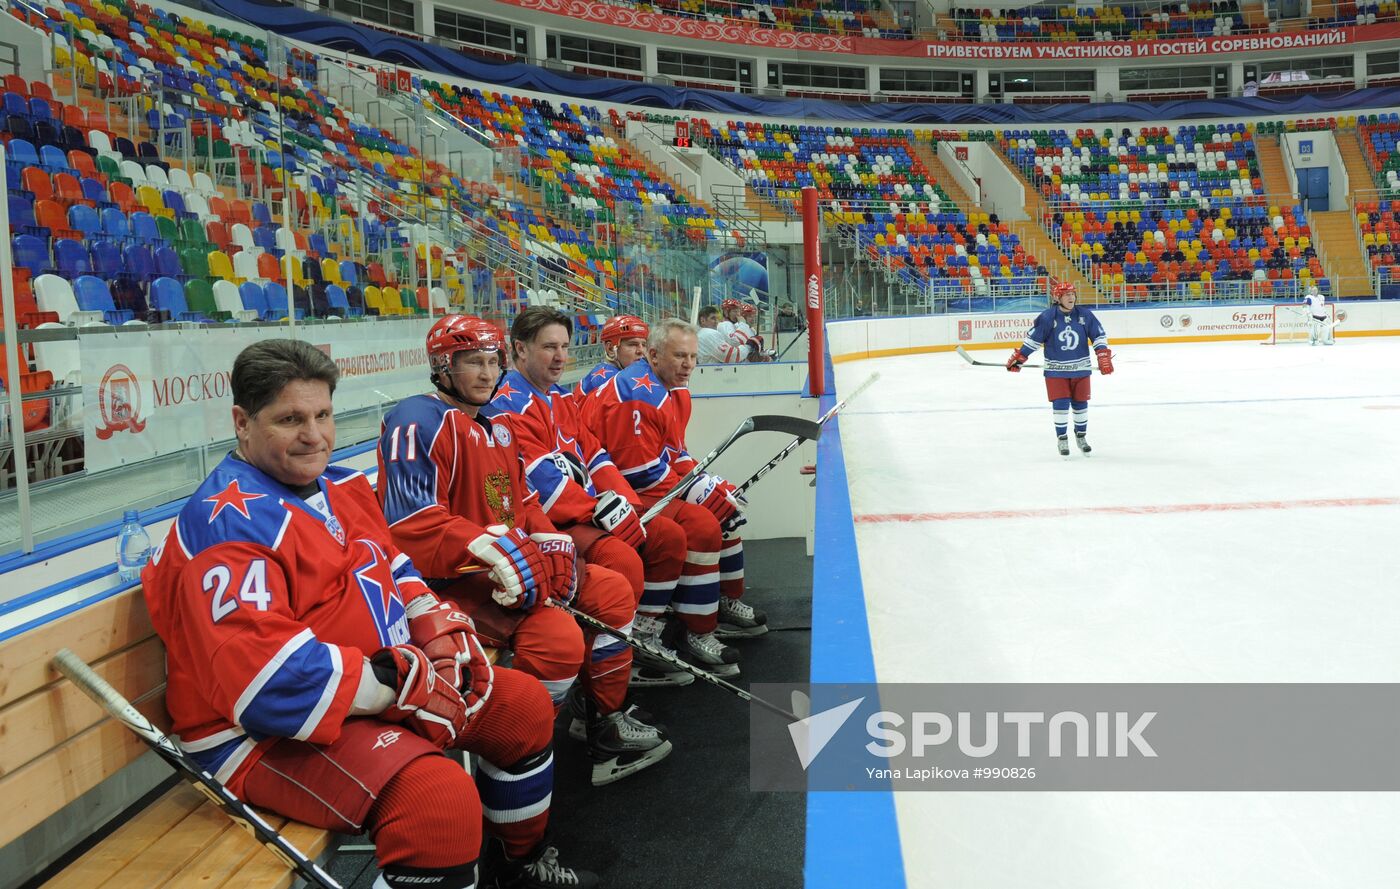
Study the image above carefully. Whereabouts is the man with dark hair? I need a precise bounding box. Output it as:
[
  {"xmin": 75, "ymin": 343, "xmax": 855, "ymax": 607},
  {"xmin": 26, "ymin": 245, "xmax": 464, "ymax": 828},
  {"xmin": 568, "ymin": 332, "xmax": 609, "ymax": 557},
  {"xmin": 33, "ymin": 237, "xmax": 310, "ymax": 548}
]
[
  {"xmin": 697, "ymin": 306, "xmax": 747, "ymax": 364},
  {"xmin": 485, "ymin": 307, "xmax": 684, "ymax": 782},
  {"xmin": 142, "ymin": 339, "xmax": 595, "ymax": 889}
]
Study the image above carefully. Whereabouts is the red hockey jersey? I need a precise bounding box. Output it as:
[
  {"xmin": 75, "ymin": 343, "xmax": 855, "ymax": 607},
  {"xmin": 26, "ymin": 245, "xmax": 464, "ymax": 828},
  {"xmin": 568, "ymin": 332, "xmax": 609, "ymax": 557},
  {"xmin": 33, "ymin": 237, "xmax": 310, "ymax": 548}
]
[
  {"xmin": 142, "ymin": 456, "xmax": 433, "ymax": 791},
  {"xmin": 590, "ymin": 358, "xmax": 697, "ymax": 496},
  {"xmin": 482, "ymin": 370, "xmax": 639, "ymax": 527},
  {"xmin": 377, "ymin": 392, "xmax": 553, "ymax": 579}
]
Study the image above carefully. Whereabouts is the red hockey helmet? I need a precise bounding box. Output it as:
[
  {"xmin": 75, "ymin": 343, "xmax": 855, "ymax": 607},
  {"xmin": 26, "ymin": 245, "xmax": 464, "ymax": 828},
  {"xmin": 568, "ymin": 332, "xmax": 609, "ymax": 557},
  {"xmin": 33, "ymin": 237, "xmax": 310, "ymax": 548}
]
[
  {"xmin": 721, "ymin": 298, "xmax": 742, "ymax": 313},
  {"xmin": 600, "ymin": 314, "xmax": 649, "ymax": 345},
  {"xmin": 426, "ymin": 314, "xmax": 504, "ymax": 373},
  {"xmin": 740, "ymin": 302, "xmax": 758, "ymax": 318},
  {"xmin": 1050, "ymin": 279, "xmax": 1076, "ymax": 301}
]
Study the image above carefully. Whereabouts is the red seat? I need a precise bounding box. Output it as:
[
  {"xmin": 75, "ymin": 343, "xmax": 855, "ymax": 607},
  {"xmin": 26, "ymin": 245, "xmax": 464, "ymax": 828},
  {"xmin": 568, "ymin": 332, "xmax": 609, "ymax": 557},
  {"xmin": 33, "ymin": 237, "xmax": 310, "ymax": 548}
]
[{"xmin": 0, "ymin": 346, "xmax": 53, "ymax": 432}]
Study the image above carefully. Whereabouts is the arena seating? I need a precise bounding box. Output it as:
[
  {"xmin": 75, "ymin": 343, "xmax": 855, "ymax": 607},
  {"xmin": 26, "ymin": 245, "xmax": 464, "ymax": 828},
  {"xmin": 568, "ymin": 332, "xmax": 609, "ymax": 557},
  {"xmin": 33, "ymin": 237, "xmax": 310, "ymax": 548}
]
[
  {"xmin": 1002, "ymin": 125, "xmax": 1325, "ymax": 297},
  {"xmin": 608, "ymin": 0, "xmax": 908, "ymax": 38},
  {"xmin": 1309, "ymin": 0, "xmax": 1399, "ymax": 27},
  {"xmin": 700, "ymin": 119, "xmax": 1043, "ymax": 296},
  {"xmin": 953, "ymin": 1, "xmax": 1243, "ymax": 41}
]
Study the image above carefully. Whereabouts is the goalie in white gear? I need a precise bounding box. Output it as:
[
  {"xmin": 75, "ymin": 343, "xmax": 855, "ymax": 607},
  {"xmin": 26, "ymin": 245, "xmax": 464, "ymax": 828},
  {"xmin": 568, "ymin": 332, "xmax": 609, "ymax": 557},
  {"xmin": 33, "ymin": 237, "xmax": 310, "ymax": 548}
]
[{"xmin": 1305, "ymin": 286, "xmax": 1334, "ymax": 346}]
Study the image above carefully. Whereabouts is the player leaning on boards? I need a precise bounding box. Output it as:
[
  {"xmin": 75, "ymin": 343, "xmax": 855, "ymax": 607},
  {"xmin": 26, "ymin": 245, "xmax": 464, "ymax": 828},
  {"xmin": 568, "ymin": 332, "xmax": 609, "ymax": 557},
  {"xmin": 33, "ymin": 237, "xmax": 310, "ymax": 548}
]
[
  {"xmin": 1007, "ymin": 280, "xmax": 1115, "ymax": 457},
  {"xmin": 1305, "ymin": 285, "xmax": 1335, "ymax": 346},
  {"xmin": 140, "ymin": 339, "xmax": 595, "ymax": 889}
]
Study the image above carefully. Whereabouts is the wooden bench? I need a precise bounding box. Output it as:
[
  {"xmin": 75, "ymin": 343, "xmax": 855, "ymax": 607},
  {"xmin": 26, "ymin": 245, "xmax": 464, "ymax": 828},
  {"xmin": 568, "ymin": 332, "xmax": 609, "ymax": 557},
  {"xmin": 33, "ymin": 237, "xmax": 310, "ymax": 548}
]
[{"xmin": 0, "ymin": 587, "xmax": 335, "ymax": 887}]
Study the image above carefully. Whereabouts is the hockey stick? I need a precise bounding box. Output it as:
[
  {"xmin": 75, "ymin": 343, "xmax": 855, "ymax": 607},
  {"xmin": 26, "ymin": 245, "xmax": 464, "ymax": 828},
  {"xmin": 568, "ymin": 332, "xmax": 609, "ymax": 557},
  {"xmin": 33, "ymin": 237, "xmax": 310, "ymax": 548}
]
[
  {"xmin": 955, "ymin": 345, "xmax": 1042, "ymax": 369},
  {"xmin": 544, "ymin": 600, "xmax": 809, "ymax": 722},
  {"xmin": 775, "ymin": 322, "xmax": 808, "ymax": 361},
  {"xmin": 640, "ymin": 414, "xmax": 824, "ymax": 524},
  {"xmin": 51, "ymin": 649, "xmax": 343, "ymax": 889},
  {"xmin": 737, "ymin": 371, "xmax": 880, "ymax": 495}
]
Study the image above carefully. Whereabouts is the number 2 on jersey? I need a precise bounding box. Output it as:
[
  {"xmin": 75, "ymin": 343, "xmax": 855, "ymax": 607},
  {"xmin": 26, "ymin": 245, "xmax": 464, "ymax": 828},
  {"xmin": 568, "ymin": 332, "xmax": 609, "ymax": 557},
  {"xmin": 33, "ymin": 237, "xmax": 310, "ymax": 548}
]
[{"xmin": 203, "ymin": 560, "xmax": 271, "ymax": 622}]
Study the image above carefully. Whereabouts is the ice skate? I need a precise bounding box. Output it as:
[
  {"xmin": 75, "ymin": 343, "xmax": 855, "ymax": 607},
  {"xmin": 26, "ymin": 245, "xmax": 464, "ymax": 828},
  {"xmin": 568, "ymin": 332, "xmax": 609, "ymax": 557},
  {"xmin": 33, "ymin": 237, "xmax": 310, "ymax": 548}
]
[
  {"xmin": 627, "ymin": 613, "xmax": 694, "ymax": 687},
  {"xmin": 482, "ymin": 837, "xmax": 598, "ymax": 889},
  {"xmin": 1076, "ymin": 433, "xmax": 1092, "ymax": 455},
  {"xmin": 679, "ymin": 629, "xmax": 740, "ymax": 677},
  {"xmin": 716, "ymin": 596, "xmax": 768, "ymax": 638},
  {"xmin": 1057, "ymin": 435, "xmax": 1070, "ymax": 457}
]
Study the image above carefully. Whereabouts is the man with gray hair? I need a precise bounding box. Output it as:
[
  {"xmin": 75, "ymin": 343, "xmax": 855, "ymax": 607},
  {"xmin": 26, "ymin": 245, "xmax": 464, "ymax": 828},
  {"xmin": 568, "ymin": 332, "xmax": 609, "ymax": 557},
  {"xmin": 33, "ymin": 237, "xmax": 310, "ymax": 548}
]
[{"xmin": 589, "ymin": 318, "xmax": 768, "ymax": 678}]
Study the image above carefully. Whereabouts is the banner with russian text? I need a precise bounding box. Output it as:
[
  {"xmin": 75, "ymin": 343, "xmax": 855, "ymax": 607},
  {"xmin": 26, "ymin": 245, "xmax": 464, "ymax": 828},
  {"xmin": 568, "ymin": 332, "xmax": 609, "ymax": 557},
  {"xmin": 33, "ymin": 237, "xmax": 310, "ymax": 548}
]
[
  {"xmin": 80, "ymin": 320, "xmax": 433, "ymax": 473},
  {"xmin": 500, "ymin": 0, "xmax": 1393, "ymax": 59}
]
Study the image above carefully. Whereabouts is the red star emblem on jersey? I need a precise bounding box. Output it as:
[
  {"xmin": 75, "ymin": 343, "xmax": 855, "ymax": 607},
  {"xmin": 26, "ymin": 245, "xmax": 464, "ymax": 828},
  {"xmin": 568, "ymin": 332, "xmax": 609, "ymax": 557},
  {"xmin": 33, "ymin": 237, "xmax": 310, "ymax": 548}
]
[
  {"xmin": 205, "ymin": 480, "xmax": 265, "ymax": 522},
  {"xmin": 590, "ymin": 367, "xmax": 611, "ymax": 380},
  {"xmin": 632, "ymin": 374, "xmax": 657, "ymax": 393},
  {"xmin": 495, "ymin": 381, "xmax": 518, "ymax": 400}
]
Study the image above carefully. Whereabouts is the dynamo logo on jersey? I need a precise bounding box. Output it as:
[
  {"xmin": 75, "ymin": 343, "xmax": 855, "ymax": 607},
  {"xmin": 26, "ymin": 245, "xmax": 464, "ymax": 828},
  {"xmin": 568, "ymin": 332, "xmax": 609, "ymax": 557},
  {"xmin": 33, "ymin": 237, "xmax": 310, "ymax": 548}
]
[
  {"xmin": 352, "ymin": 539, "xmax": 410, "ymax": 646},
  {"xmin": 1057, "ymin": 326, "xmax": 1081, "ymax": 352}
]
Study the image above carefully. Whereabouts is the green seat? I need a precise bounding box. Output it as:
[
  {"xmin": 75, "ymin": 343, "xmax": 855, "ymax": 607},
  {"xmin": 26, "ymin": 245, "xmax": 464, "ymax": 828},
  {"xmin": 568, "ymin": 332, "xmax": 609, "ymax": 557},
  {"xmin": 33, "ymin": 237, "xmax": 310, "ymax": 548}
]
[
  {"xmin": 96, "ymin": 154, "xmax": 121, "ymax": 180},
  {"xmin": 180, "ymin": 217, "xmax": 209, "ymax": 249},
  {"xmin": 180, "ymin": 247, "xmax": 211, "ymax": 279},
  {"xmin": 184, "ymin": 278, "xmax": 227, "ymax": 321},
  {"xmin": 156, "ymin": 215, "xmax": 179, "ymax": 243}
]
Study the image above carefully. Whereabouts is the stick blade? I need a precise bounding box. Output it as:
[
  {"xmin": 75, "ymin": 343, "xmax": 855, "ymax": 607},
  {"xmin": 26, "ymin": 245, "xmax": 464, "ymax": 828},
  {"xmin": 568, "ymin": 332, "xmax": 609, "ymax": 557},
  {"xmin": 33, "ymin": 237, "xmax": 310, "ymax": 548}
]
[
  {"xmin": 955, "ymin": 345, "xmax": 978, "ymax": 365},
  {"xmin": 750, "ymin": 414, "xmax": 823, "ymax": 441}
]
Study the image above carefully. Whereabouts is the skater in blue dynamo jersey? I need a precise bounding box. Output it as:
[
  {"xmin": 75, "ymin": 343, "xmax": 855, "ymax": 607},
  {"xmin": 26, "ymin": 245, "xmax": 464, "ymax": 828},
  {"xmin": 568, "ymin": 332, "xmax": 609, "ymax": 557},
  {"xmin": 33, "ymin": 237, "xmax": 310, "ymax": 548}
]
[{"xmin": 1007, "ymin": 280, "xmax": 1115, "ymax": 457}]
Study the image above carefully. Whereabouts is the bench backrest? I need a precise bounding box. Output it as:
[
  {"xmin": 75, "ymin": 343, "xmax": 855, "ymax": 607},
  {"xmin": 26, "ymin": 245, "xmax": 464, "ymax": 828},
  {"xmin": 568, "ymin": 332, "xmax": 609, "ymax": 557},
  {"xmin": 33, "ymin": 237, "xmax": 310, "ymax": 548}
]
[{"xmin": 0, "ymin": 587, "xmax": 168, "ymax": 847}]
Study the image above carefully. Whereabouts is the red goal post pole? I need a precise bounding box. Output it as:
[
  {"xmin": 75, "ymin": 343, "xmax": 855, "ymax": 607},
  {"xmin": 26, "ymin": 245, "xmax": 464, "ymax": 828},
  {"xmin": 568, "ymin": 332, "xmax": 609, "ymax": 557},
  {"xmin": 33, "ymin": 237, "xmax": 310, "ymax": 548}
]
[{"xmin": 801, "ymin": 186, "xmax": 826, "ymax": 396}]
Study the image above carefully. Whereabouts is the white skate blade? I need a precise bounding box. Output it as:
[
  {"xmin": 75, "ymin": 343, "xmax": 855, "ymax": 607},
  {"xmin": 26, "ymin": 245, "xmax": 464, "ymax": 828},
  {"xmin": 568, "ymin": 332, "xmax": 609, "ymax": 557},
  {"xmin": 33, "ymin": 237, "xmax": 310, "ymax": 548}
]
[
  {"xmin": 715, "ymin": 621, "xmax": 770, "ymax": 639},
  {"xmin": 590, "ymin": 739, "xmax": 673, "ymax": 787},
  {"xmin": 629, "ymin": 665, "xmax": 696, "ymax": 687}
]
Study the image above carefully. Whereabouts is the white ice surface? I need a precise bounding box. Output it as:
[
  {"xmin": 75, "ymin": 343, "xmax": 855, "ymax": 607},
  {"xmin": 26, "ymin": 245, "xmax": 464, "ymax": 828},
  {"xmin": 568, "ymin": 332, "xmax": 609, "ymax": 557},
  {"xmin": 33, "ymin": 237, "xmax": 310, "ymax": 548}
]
[{"xmin": 835, "ymin": 338, "xmax": 1400, "ymax": 889}]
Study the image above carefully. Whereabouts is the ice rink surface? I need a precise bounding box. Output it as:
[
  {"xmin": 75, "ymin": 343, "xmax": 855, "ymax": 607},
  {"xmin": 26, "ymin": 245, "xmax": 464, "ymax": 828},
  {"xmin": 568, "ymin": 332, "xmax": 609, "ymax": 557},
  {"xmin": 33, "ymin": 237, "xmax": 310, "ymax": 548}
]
[{"xmin": 834, "ymin": 337, "xmax": 1400, "ymax": 889}]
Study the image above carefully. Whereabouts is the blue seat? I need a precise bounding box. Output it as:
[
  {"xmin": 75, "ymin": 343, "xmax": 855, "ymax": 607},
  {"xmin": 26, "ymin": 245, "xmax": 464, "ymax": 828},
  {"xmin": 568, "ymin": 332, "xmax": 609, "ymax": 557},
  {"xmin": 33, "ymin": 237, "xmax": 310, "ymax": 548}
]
[
  {"xmin": 2, "ymin": 91, "xmax": 26, "ymax": 119},
  {"xmin": 9, "ymin": 194, "xmax": 38, "ymax": 233},
  {"xmin": 121, "ymin": 243, "xmax": 154, "ymax": 282},
  {"xmin": 263, "ymin": 281, "xmax": 301, "ymax": 320},
  {"xmin": 324, "ymin": 283, "xmax": 357, "ymax": 317},
  {"xmin": 101, "ymin": 207, "xmax": 130, "ymax": 241},
  {"xmin": 90, "ymin": 239, "xmax": 123, "ymax": 278},
  {"xmin": 153, "ymin": 245, "xmax": 183, "ymax": 280},
  {"xmin": 53, "ymin": 238, "xmax": 90, "ymax": 278},
  {"xmin": 131, "ymin": 211, "xmax": 161, "ymax": 244},
  {"xmin": 6, "ymin": 138, "xmax": 39, "ymax": 176},
  {"xmin": 74, "ymin": 274, "xmax": 134, "ymax": 324},
  {"xmin": 11, "ymin": 233, "xmax": 49, "ymax": 277},
  {"xmin": 238, "ymin": 281, "xmax": 270, "ymax": 317},
  {"xmin": 81, "ymin": 176, "xmax": 109, "ymax": 206},
  {"xmin": 39, "ymin": 143, "xmax": 71, "ymax": 174},
  {"xmin": 148, "ymin": 276, "xmax": 206, "ymax": 322},
  {"xmin": 69, "ymin": 203, "xmax": 102, "ymax": 237}
]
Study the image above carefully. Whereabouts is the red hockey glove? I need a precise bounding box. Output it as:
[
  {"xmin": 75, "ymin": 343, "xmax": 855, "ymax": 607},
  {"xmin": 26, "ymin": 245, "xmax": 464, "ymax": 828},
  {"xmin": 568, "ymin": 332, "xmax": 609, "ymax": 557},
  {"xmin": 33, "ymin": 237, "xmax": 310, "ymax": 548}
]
[
  {"xmin": 1096, "ymin": 348, "xmax": 1114, "ymax": 375},
  {"xmin": 465, "ymin": 525, "xmax": 550, "ymax": 609},
  {"xmin": 405, "ymin": 596, "xmax": 494, "ymax": 716},
  {"xmin": 529, "ymin": 532, "xmax": 578, "ymax": 604},
  {"xmin": 1006, "ymin": 350, "xmax": 1027, "ymax": 373},
  {"xmin": 593, "ymin": 489, "xmax": 646, "ymax": 548},
  {"xmin": 371, "ymin": 644, "xmax": 470, "ymax": 748}
]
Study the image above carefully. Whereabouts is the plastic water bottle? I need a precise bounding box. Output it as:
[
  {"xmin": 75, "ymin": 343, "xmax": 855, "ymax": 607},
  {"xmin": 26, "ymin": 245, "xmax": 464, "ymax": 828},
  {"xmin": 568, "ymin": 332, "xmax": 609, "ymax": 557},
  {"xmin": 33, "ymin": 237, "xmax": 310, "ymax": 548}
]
[{"xmin": 116, "ymin": 510, "xmax": 152, "ymax": 583}]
